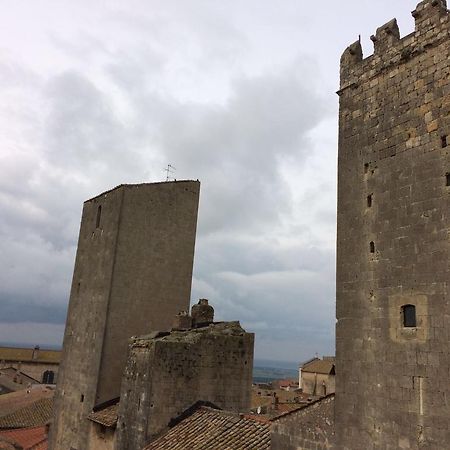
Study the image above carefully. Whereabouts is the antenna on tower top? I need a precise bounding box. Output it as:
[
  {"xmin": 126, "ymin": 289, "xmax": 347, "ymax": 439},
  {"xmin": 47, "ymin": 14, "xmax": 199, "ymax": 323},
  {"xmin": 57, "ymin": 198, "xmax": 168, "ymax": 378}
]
[{"xmin": 164, "ymin": 164, "xmax": 176, "ymax": 182}]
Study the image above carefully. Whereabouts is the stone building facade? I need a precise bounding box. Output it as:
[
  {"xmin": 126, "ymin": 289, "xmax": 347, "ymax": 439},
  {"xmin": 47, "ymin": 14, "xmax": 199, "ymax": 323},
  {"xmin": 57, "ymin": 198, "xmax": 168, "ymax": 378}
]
[
  {"xmin": 0, "ymin": 346, "xmax": 60, "ymax": 384},
  {"xmin": 336, "ymin": 1, "xmax": 450, "ymax": 448},
  {"xmin": 115, "ymin": 302, "xmax": 254, "ymax": 450},
  {"xmin": 49, "ymin": 181, "xmax": 200, "ymax": 450},
  {"xmin": 300, "ymin": 357, "xmax": 335, "ymax": 397}
]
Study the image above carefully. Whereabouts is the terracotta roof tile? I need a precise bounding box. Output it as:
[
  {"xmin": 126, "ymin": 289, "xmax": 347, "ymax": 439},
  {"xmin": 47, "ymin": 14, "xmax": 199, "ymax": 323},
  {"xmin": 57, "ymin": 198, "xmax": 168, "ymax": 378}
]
[
  {"xmin": 0, "ymin": 426, "xmax": 48, "ymax": 449},
  {"xmin": 143, "ymin": 407, "xmax": 270, "ymax": 450},
  {"xmin": 0, "ymin": 387, "xmax": 54, "ymax": 418},
  {"xmin": 0, "ymin": 348, "xmax": 60, "ymax": 365},
  {"xmin": 0, "ymin": 398, "xmax": 53, "ymax": 429},
  {"xmin": 88, "ymin": 403, "xmax": 119, "ymax": 427}
]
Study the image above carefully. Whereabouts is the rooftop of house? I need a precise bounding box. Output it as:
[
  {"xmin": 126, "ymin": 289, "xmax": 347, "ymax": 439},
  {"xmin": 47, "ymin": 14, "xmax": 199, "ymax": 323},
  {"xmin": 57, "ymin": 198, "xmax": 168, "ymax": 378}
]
[
  {"xmin": 0, "ymin": 398, "xmax": 53, "ymax": 429},
  {"xmin": 301, "ymin": 357, "xmax": 335, "ymax": 375},
  {"xmin": 0, "ymin": 369, "xmax": 40, "ymax": 385},
  {"xmin": 0, "ymin": 426, "xmax": 48, "ymax": 450},
  {"xmin": 271, "ymin": 393, "xmax": 335, "ymax": 422},
  {"xmin": 142, "ymin": 406, "xmax": 271, "ymax": 450},
  {"xmin": 272, "ymin": 379, "xmax": 299, "ymax": 389},
  {"xmin": 0, "ymin": 387, "xmax": 54, "ymax": 419},
  {"xmin": 0, "ymin": 348, "xmax": 60, "ymax": 365}
]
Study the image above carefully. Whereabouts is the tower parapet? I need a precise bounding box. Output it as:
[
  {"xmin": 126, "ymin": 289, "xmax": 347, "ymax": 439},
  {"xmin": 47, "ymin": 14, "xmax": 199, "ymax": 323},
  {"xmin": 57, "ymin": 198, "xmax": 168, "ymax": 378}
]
[{"xmin": 339, "ymin": 0, "xmax": 450, "ymax": 92}]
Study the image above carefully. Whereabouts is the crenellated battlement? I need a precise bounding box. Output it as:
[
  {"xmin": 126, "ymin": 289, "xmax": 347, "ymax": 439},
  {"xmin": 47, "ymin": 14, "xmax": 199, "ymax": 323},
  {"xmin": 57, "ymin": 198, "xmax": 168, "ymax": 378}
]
[{"xmin": 339, "ymin": 0, "xmax": 450, "ymax": 90}]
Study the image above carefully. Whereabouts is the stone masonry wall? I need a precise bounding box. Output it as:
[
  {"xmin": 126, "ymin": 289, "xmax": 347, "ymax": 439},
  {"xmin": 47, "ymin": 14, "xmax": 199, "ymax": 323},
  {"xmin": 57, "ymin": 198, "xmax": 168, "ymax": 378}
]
[
  {"xmin": 270, "ymin": 395, "xmax": 335, "ymax": 450},
  {"xmin": 115, "ymin": 322, "xmax": 254, "ymax": 450},
  {"xmin": 336, "ymin": 1, "xmax": 450, "ymax": 449}
]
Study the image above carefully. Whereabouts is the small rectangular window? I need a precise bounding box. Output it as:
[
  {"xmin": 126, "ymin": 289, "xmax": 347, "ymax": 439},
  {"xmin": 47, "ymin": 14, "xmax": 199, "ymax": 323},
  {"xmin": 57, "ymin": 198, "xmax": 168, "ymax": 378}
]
[
  {"xmin": 367, "ymin": 194, "xmax": 373, "ymax": 208},
  {"xmin": 80, "ymin": 394, "xmax": 84, "ymax": 403},
  {"xmin": 402, "ymin": 304, "xmax": 416, "ymax": 327},
  {"xmin": 441, "ymin": 135, "xmax": 448, "ymax": 148},
  {"xmin": 446, "ymin": 173, "xmax": 450, "ymax": 186},
  {"xmin": 364, "ymin": 163, "xmax": 369, "ymax": 174}
]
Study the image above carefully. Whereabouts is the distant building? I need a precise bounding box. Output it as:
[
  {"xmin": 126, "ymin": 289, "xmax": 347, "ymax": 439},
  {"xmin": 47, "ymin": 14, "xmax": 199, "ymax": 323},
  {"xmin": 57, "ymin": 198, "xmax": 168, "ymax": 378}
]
[
  {"xmin": 0, "ymin": 368, "xmax": 40, "ymax": 395},
  {"xmin": 0, "ymin": 347, "xmax": 60, "ymax": 384},
  {"xmin": 299, "ymin": 357, "xmax": 335, "ymax": 396}
]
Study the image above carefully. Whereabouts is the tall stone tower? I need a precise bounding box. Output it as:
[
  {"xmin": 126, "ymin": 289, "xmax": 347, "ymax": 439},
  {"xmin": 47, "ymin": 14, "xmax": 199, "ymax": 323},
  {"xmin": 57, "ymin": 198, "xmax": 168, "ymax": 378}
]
[
  {"xmin": 336, "ymin": 1, "xmax": 450, "ymax": 448},
  {"xmin": 49, "ymin": 181, "xmax": 200, "ymax": 450}
]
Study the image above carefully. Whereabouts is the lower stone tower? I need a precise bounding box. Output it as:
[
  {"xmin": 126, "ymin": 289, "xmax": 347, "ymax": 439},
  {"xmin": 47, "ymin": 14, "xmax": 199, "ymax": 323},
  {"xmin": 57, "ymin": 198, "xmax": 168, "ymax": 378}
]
[
  {"xmin": 115, "ymin": 300, "xmax": 254, "ymax": 450},
  {"xmin": 49, "ymin": 181, "xmax": 200, "ymax": 450},
  {"xmin": 336, "ymin": 1, "xmax": 450, "ymax": 448}
]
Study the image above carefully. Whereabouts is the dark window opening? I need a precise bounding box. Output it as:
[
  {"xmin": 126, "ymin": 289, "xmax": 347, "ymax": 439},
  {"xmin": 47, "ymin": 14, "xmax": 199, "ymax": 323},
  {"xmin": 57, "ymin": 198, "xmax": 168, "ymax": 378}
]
[
  {"xmin": 367, "ymin": 194, "xmax": 373, "ymax": 208},
  {"xmin": 42, "ymin": 370, "xmax": 55, "ymax": 384},
  {"xmin": 369, "ymin": 241, "xmax": 375, "ymax": 253},
  {"xmin": 441, "ymin": 135, "xmax": 448, "ymax": 148},
  {"xmin": 364, "ymin": 163, "xmax": 369, "ymax": 174},
  {"xmin": 402, "ymin": 304, "xmax": 417, "ymax": 328},
  {"xmin": 446, "ymin": 173, "xmax": 450, "ymax": 186},
  {"xmin": 96, "ymin": 205, "xmax": 102, "ymax": 229},
  {"xmin": 80, "ymin": 394, "xmax": 85, "ymax": 403}
]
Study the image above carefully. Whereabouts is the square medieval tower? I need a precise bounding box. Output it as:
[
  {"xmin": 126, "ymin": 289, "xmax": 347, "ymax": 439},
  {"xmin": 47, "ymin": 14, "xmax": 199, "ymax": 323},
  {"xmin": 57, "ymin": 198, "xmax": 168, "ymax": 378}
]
[
  {"xmin": 49, "ymin": 180, "xmax": 200, "ymax": 450},
  {"xmin": 336, "ymin": 1, "xmax": 450, "ymax": 448}
]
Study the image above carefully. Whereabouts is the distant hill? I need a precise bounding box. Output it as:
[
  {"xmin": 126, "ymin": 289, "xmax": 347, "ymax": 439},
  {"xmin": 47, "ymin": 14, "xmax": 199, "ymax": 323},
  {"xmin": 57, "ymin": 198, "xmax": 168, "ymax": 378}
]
[{"xmin": 253, "ymin": 359, "xmax": 298, "ymax": 383}]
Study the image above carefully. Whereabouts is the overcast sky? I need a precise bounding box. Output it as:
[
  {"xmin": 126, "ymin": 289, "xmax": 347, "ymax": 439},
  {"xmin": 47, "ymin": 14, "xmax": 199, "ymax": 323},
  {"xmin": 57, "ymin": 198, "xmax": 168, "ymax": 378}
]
[{"xmin": 0, "ymin": 1, "xmax": 421, "ymax": 363}]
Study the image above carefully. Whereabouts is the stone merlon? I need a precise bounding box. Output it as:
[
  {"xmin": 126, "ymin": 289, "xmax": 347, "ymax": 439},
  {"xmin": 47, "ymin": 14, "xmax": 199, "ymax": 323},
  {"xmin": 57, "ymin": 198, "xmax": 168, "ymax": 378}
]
[{"xmin": 339, "ymin": 0, "xmax": 450, "ymax": 91}]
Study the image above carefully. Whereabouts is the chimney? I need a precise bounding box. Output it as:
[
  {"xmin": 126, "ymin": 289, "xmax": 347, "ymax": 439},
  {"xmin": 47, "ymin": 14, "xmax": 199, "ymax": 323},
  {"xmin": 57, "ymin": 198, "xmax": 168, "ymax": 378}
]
[
  {"xmin": 272, "ymin": 392, "xmax": 279, "ymax": 410},
  {"xmin": 32, "ymin": 345, "xmax": 40, "ymax": 360},
  {"xmin": 172, "ymin": 311, "xmax": 193, "ymax": 330},
  {"xmin": 191, "ymin": 299, "xmax": 214, "ymax": 327}
]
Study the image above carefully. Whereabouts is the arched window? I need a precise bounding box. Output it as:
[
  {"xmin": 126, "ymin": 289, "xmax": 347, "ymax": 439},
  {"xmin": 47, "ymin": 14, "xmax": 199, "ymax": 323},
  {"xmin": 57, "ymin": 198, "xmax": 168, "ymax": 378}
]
[
  {"xmin": 402, "ymin": 304, "xmax": 416, "ymax": 328},
  {"xmin": 42, "ymin": 370, "xmax": 55, "ymax": 384},
  {"xmin": 370, "ymin": 241, "xmax": 375, "ymax": 253}
]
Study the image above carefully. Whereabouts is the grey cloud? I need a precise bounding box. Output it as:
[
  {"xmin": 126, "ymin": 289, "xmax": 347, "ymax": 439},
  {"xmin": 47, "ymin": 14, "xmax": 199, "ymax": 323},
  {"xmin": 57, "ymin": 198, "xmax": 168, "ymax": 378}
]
[
  {"xmin": 0, "ymin": 298, "xmax": 67, "ymax": 325},
  {"xmin": 0, "ymin": 2, "xmax": 337, "ymax": 362}
]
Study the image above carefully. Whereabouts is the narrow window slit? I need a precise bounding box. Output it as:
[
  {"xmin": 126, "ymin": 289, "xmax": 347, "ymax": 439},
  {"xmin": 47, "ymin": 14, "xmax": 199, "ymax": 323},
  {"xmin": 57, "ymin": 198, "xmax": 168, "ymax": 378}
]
[
  {"xmin": 80, "ymin": 394, "xmax": 84, "ymax": 403},
  {"xmin": 446, "ymin": 173, "xmax": 450, "ymax": 186},
  {"xmin": 367, "ymin": 194, "xmax": 373, "ymax": 208},
  {"xmin": 369, "ymin": 241, "xmax": 375, "ymax": 253},
  {"xmin": 96, "ymin": 205, "xmax": 102, "ymax": 229},
  {"xmin": 441, "ymin": 135, "xmax": 448, "ymax": 148},
  {"xmin": 364, "ymin": 163, "xmax": 369, "ymax": 174}
]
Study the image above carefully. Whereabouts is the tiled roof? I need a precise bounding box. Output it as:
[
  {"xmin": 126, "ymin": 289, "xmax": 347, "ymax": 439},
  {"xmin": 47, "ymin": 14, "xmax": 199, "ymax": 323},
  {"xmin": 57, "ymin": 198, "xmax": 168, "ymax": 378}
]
[
  {"xmin": 1, "ymin": 368, "xmax": 40, "ymax": 385},
  {"xmin": 302, "ymin": 358, "xmax": 335, "ymax": 375},
  {"xmin": 0, "ymin": 426, "xmax": 48, "ymax": 449},
  {"xmin": 0, "ymin": 386, "xmax": 54, "ymax": 418},
  {"xmin": 271, "ymin": 394, "xmax": 335, "ymax": 421},
  {"xmin": 0, "ymin": 398, "xmax": 53, "ymax": 429},
  {"xmin": 143, "ymin": 407, "xmax": 271, "ymax": 450},
  {"xmin": 88, "ymin": 403, "xmax": 119, "ymax": 427},
  {"xmin": 0, "ymin": 348, "xmax": 60, "ymax": 365}
]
